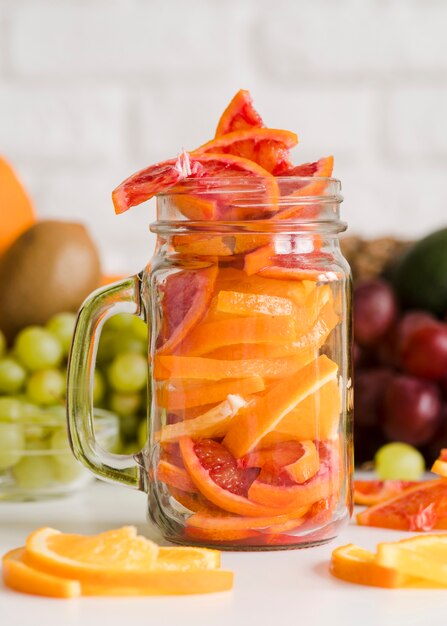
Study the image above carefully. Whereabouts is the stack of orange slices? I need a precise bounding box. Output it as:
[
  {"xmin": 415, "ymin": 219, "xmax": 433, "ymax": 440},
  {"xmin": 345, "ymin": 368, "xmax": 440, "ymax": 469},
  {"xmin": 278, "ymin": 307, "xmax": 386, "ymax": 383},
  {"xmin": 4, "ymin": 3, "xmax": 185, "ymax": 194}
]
[{"xmin": 2, "ymin": 526, "xmax": 233, "ymax": 598}]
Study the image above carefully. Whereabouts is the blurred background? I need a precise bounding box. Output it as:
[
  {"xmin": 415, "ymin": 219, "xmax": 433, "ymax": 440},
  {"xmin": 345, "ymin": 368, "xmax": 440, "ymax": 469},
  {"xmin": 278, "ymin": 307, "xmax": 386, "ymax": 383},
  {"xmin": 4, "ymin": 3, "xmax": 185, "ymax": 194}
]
[{"xmin": 1, "ymin": 0, "xmax": 447, "ymax": 274}]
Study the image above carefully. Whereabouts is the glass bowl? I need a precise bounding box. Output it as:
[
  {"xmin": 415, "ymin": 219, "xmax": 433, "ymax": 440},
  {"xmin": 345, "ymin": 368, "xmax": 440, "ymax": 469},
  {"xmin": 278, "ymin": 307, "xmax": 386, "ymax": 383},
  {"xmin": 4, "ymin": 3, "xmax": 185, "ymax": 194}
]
[{"xmin": 0, "ymin": 405, "xmax": 120, "ymax": 501}]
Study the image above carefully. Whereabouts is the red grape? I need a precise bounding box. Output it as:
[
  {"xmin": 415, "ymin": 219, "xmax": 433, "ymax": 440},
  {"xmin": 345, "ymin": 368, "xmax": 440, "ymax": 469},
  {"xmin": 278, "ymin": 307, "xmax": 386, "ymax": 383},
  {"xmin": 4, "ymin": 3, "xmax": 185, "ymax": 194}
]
[
  {"xmin": 354, "ymin": 368, "xmax": 394, "ymax": 428},
  {"xmin": 400, "ymin": 322, "xmax": 447, "ymax": 380},
  {"xmin": 398, "ymin": 311, "xmax": 438, "ymax": 347},
  {"xmin": 381, "ymin": 374, "xmax": 442, "ymax": 446},
  {"xmin": 353, "ymin": 279, "xmax": 398, "ymax": 346}
]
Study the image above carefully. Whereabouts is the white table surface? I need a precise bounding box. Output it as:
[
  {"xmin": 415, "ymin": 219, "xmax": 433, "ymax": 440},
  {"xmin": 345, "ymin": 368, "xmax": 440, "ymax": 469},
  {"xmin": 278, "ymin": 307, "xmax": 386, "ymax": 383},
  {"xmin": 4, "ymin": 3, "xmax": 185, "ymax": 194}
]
[{"xmin": 1, "ymin": 481, "xmax": 446, "ymax": 626}]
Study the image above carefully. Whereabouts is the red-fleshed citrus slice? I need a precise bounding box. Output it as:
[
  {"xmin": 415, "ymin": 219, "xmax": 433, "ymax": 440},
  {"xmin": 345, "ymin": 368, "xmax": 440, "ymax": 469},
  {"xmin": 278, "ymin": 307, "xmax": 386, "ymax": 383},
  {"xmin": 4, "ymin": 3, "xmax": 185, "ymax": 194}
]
[
  {"xmin": 241, "ymin": 440, "xmax": 320, "ymax": 485},
  {"xmin": 354, "ymin": 480, "xmax": 421, "ymax": 506},
  {"xmin": 215, "ymin": 89, "xmax": 264, "ymax": 137},
  {"xmin": 179, "ymin": 437, "xmax": 313, "ymax": 517},
  {"xmin": 112, "ymin": 151, "xmax": 279, "ymax": 217},
  {"xmin": 356, "ymin": 479, "xmax": 447, "ymax": 531},
  {"xmin": 156, "ymin": 265, "xmax": 217, "ymax": 356},
  {"xmin": 193, "ymin": 128, "xmax": 298, "ymax": 175}
]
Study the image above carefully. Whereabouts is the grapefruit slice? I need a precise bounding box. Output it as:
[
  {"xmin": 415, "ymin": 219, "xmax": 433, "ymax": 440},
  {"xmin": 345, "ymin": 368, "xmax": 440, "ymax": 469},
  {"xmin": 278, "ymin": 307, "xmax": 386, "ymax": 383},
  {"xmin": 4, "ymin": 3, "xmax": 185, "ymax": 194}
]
[
  {"xmin": 241, "ymin": 440, "xmax": 320, "ymax": 485},
  {"xmin": 431, "ymin": 448, "xmax": 447, "ymax": 477},
  {"xmin": 112, "ymin": 151, "xmax": 278, "ymax": 217},
  {"xmin": 356, "ymin": 479, "xmax": 447, "ymax": 531},
  {"xmin": 194, "ymin": 128, "xmax": 297, "ymax": 174},
  {"xmin": 223, "ymin": 355, "xmax": 338, "ymax": 458},
  {"xmin": 354, "ymin": 480, "xmax": 420, "ymax": 506},
  {"xmin": 156, "ymin": 265, "xmax": 217, "ymax": 356},
  {"xmin": 215, "ymin": 89, "xmax": 263, "ymax": 136}
]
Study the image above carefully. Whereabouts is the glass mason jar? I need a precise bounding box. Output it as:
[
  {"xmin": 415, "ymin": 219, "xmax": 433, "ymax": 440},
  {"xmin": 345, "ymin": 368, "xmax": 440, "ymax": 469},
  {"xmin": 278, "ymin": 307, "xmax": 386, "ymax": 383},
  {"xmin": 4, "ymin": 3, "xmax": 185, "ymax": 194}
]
[{"xmin": 67, "ymin": 176, "xmax": 353, "ymax": 550}]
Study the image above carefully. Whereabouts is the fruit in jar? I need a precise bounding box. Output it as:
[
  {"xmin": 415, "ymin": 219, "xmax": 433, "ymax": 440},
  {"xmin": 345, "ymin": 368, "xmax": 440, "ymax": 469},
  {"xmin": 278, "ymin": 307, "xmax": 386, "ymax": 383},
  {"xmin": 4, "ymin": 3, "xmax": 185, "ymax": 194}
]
[
  {"xmin": 356, "ymin": 479, "xmax": 447, "ymax": 531},
  {"xmin": 391, "ymin": 227, "xmax": 447, "ymax": 316},
  {"xmin": 0, "ymin": 221, "xmax": 101, "ymax": 341},
  {"xmin": 380, "ymin": 375, "xmax": 441, "ymax": 446},
  {"xmin": 215, "ymin": 89, "xmax": 263, "ymax": 136},
  {"xmin": 353, "ymin": 279, "xmax": 398, "ymax": 347},
  {"xmin": 374, "ymin": 442, "xmax": 426, "ymax": 480}
]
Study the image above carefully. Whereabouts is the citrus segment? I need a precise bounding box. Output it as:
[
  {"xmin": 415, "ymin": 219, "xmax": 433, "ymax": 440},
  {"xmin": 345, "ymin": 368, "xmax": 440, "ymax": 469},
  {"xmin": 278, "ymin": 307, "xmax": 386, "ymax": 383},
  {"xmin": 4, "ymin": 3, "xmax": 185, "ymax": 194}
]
[
  {"xmin": 353, "ymin": 480, "xmax": 420, "ymax": 506},
  {"xmin": 241, "ymin": 440, "xmax": 320, "ymax": 484},
  {"xmin": 172, "ymin": 234, "xmax": 233, "ymax": 257},
  {"xmin": 330, "ymin": 544, "xmax": 417, "ymax": 588},
  {"xmin": 431, "ymin": 449, "xmax": 447, "ymax": 477},
  {"xmin": 154, "ymin": 354, "xmax": 312, "ymax": 381},
  {"xmin": 215, "ymin": 89, "xmax": 263, "ymax": 136},
  {"xmin": 216, "ymin": 290, "xmax": 293, "ymax": 317},
  {"xmin": 223, "ymin": 355, "xmax": 338, "ymax": 458},
  {"xmin": 157, "ymin": 376, "xmax": 265, "ymax": 410},
  {"xmin": 159, "ymin": 395, "xmax": 246, "ymax": 442},
  {"xmin": 194, "ymin": 128, "xmax": 297, "ymax": 174},
  {"xmin": 157, "ymin": 459, "xmax": 198, "ymax": 493},
  {"xmin": 376, "ymin": 535, "xmax": 447, "ymax": 586},
  {"xmin": 24, "ymin": 527, "xmax": 159, "ymax": 583},
  {"xmin": 248, "ymin": 470, "xmax": 334, "ymax": 509},
  {"xmin": 157, "ymin": 265, "xmax": 217, "ymax": 356},
  {"xmin": 284, "ymin": 440, "xmax": 320, "ymax": 484},
  {"xmin": 180, "ymin": 315, "xmax": 297, "ymax": 356},
  {"xmin": 356, "ymin": 479, "xmax": 447, "ymax": 531},
  {"xmin": 2, "ymin": 547, "xmax": 81, "ymax": 598}
]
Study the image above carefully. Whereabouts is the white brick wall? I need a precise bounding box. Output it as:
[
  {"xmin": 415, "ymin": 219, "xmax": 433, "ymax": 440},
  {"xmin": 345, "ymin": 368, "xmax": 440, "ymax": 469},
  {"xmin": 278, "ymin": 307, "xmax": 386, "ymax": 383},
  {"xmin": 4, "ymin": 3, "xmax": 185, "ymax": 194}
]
[{"xmin": 1, "ymin": 0, "xmax": 447, "ymax": 274}]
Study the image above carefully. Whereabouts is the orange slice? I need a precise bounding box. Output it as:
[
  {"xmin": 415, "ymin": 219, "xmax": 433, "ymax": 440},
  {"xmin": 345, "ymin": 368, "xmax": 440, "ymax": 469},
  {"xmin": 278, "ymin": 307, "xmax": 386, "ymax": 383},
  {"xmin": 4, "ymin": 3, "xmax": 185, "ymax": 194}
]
[
  {"xmin": 329, "ymin": 544, "xmax": 438, "ymax": 588},
  {"xmin": 283, "ymin": 440, "xmax": 320, "ymax": 484},
  {"xmin": 205, "ymin": 344, "xmax": 316, "ymax": 361},
  {"xmin": 159, "ymin": 395, "xmax": 246, "ymax": 442},
  {"xmin": 154, "ymin": 354, "xmax": 312, "ymax": 382},
  {"xmin": 223, "ymin": 355, "xmax": 339, "ymax": 458},
  {"xmin": 376, "ymin": 535, "xmax": 447, "ymax": 586},
  {"xmin": 172, "ymin": 234, "xmax": 233, "ymax": 257},
  {"xmin": 2, "ymin": 547, "xmax": 81, "ymax": 598},
  {"xmin": 215, "ymin": 89, "xmax": 264, "ymax": 136},
  {"xmin": 157, "ymin": 459, "xmax": 198, "ymax": 493},
  {"xmin": 216, "ymin": 290, "xmax": 293, "ymax": 317},
  {"xmin": 431, "ymin": 449, "xmax": 447, "ymax": 477},
  {"xmin": 156, "ymin": 376, "xmax": 265, "ymax": 410},
  {"xmin": 193, "ymin": 128, "xmax": 297, "ymax": 174},
  {"xmin": 179, "ymin": 315, "xmax": 297, "ymax": 356},
  {"xmin": 353, "ymin": 480, "xmax": 420, "ymax": 506},
  {"xmin": 24, "ymin": 527, "xmax": 159, "ymax": 584}
]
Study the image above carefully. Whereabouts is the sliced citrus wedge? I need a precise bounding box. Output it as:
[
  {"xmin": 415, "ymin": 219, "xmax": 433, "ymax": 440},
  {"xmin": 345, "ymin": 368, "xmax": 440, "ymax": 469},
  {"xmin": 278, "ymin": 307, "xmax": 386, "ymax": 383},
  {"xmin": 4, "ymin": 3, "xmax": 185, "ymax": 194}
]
[
  {"xmin": 330, "ymin": 544, "xmax": 442, "ymax": 588},
  {"xmin": 216, "ymin": 290, "xmax": 293, "ymax": 317},
  {"xmin": 2, "ymin": 547, "xmax": 81, "ymax": 598},
  {"xmin": 157, "ymin": 459, "xmax": 198, "ymax": 493},
  {"xmin": 431, "ymin": 449, "xmax": 447, "ymax": 477},
  {"xmin": 223, "ymin": 355, "xmax": 338, "ymax": 458},
  {"xmin": 376, "ymin": 535, "xmax": 447, "ymax": 586},
  {"xmin": 353, "ymin": 480, "xmax": 421, "ymax": 506},
  {"xmin": 24, "ymin": 527, "xmax": 159, "ymax": 584},
  {"xmin": 215, "ymin": 89, "xmax": 263, "ymax": 137},
  {"xmin": 154, "ymin": 546, "xmax": 221, "ymax": 571}
]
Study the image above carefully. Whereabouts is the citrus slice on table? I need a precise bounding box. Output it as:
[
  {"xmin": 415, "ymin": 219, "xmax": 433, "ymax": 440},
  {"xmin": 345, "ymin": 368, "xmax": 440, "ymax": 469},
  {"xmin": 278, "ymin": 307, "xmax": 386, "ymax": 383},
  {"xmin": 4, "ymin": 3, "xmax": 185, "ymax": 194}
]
[
  {"xmin": 329, "ymin": 544, "xmax": 441, "ymax": 588},
  {"xmin": 2, "ymin": 547, "xmax": 81, "ymax": 598},
  {"xmin": 215, "ymin": 89, "xmax": 264, "ymax": 136},
  {"xmin": 156, "ymin": 265, "xmax": 217, "ymax": 356},
  {"xmin": 356, "ymin": 479, "xmax": 447, "ymax": 531},
  {"xmin": 353, "ymin": 480, "xmax": 421, "ymax": 506},
  {"xmin": 193, "ymin": 128, "xmax": 298, "ymax": 174},
  {"xmin": 431, "ymin": 448, "xmax": 447, "ymax": 477},
  {"xmin": 376, "ymin": 535, "xmax": 447, "ymax": 586}
]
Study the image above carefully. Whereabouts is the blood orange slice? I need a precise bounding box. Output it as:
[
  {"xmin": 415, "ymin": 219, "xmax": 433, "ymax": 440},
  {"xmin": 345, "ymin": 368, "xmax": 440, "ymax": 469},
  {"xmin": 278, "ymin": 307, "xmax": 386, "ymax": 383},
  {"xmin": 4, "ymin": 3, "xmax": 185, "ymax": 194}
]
[
  {"xmin": 356, "ymin": 479, "xmax": 447, "ymax": 531},
  {"xmin": 354, "ymin": 480, "xmax": 420, "ymax": 506},
  {"xmin": 194, "ymin": 128, "xmax": 297, "ymax": 175},
  {"xmin": 156, "ymin": 265, "xmax": 217, "ymax": 355},
  {"xmin": 215, "ymin": 89, "xmax": 263, "ymax": 137}
]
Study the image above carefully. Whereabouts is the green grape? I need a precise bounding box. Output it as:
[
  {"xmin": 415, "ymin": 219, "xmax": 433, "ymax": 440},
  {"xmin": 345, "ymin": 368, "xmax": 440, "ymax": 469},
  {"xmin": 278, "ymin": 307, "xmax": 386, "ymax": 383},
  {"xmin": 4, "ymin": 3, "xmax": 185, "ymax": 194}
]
[
  {"xmin": 26, "ymin": 369, "xmax": 65, "ymax": 406},
  {"xmin": 0, "ymin": 357, "xmax": 27, "ymax": 393},
  {"xmin": 96, "ymin": 329, "xmax": 118, "ymax": 365},
  {"xmin": 93, "ymin": 369, "xmax": 106, "ymax": 405},
  {"xmin": 119, "ymin": 414, "xmax": 140, "ymax": 441},
  {"xmin": 109, "ymin": 392, "xmax": 141, "ymax": 417},
  {"xmin": 51, "ymin": 428, "xmax": 84, "ymax": 483},
  {"xmin": 0, "ymin": 422, "xmax": 24, "ymax": 470},
  {"xmin": 0, "ymin": 330, "xmax": 6, "ymax": 358},
  {"xmin": 130, "ymin": 316, "xmax": 148, "ymax": 342},
  {"xmin": 106, "ymin": 313, "xmax": 135, "ymax": 331},
  {"xmin": 108, "ymin": 352, "xmax": 147, "ymax": 393},
  {"xmin": 46, "ymin": 312, "xmax": 77, "ymax": 356},
  {"xmin": 0, "ymin": 397, "xmax": 23, "ymax": 422},
  {"xmin": 375, "ymin": 442, "xmax": 425, "ymax": 480},
  {"xmin": 138, "ymin": 419, "xmax": 147, "ymax": 449},
  {"xmin": 112, "ymin": 334, "xmax": 146, "ymax": 356},
  {"xmin": 13, "ymin": 455, "xmax": 55, "ymax": 489},
  {"xmin": 15, "ymin": 327, "xmax": 63, "ymax": 372},
  {"xmin": 122, "ymin": 441, "xmax": 140, "ymax": 455}
]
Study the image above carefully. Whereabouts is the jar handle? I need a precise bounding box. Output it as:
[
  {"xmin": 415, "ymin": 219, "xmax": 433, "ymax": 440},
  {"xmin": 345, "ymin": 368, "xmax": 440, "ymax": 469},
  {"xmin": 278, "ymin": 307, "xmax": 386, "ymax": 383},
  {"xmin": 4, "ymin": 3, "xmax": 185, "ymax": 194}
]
[{"xmin": 67, "ymin": 274, "xmax": 146, "ymax": 491}]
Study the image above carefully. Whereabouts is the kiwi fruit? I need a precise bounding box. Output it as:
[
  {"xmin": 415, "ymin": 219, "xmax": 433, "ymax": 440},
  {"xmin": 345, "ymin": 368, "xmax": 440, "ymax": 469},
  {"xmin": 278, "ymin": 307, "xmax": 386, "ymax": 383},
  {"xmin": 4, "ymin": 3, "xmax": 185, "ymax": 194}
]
[{"xmin": 0, "ymin": 220, "xmax": 101, "ymax": 341}]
